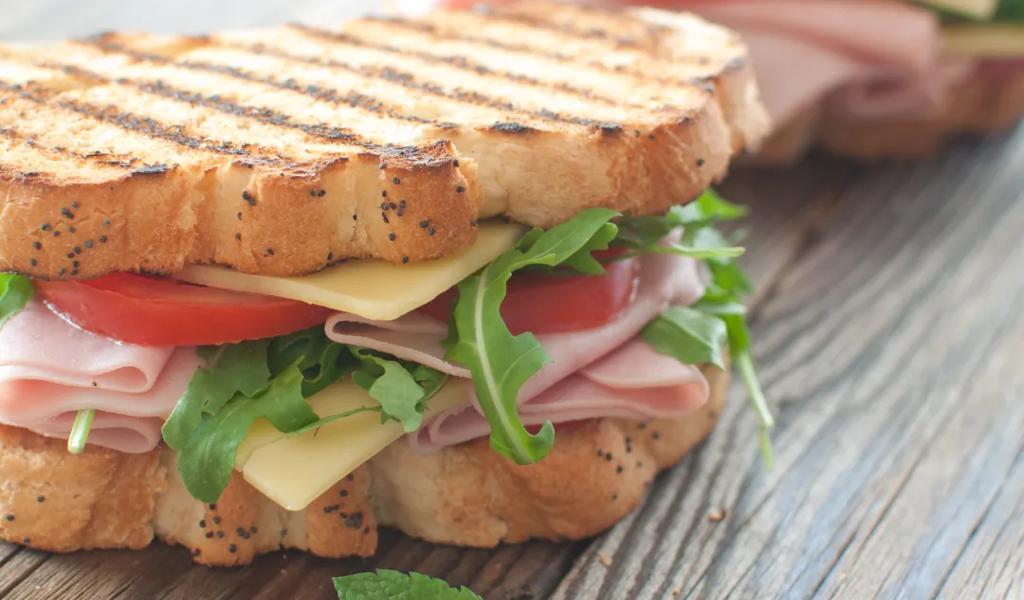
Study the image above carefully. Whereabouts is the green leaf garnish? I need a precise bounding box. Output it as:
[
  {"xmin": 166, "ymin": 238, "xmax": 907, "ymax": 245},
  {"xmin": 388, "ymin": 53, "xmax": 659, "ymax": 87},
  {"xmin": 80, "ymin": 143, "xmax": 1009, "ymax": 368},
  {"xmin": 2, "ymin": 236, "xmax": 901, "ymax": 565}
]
[
  {"xmin": 162, "ymin": 341, "xmax": 272, "ymax": 450},
  {"xmin": 351, "ymin": 348, "xmax": 448, "ymax": 433},
  {"xmin": 642, "ymin": 306, "xmax": 728, "ymax": 370},
  {"xmin": 333, "ymin": 570, "xmax": 482, "ymax": 600},
  {"xmin": 0, "ymin": 273, "xmax": 33, "ymax": 328},
  {"xmin": 164, "ymin": 325, "xmax": 447, "ymax": 502},
  {"xmin": 621, "ymin": 191, "xmax": 774, "ymax": 465},
  {"xmin": 446, "ymin": 207, "xmax": 619, "ymax": 464},
  {"xmin": 67, "ymin": 409, "xmax": 94, "ymax": 455},
  {"xmin": 176, "ymin": 363, "xmax": 318, "ymax": 503}
]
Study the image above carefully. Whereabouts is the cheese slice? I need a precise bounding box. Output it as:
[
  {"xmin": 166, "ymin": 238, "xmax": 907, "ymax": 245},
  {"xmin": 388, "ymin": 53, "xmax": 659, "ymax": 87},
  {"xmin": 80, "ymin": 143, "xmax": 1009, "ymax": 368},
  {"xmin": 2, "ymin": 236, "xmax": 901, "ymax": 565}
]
[
  {"xmin": 237, "ymin": 379, "xmax": 471, "ymax": 511},
  {"xmin": 175, "ymin": 222, "xmax": 525, "ymax": 321},
  {"xmin": 943, "ymin": 24, "xmax": 1024, "ymax": 57}
]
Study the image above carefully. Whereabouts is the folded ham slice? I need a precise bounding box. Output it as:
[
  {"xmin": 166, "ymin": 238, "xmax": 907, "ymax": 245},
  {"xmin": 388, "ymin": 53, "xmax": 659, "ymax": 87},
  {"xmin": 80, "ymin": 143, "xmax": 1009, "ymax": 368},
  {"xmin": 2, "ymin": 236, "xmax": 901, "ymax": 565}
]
[
  {"xmin": 326, "ymin": 251, "xmax": 712, "ymax": 451},
  {"xmin": 0, "ymin": 300, "xmax": 200, "ymax": 453},
  {"xmin": 665, "ymin": 0, "xmax": 955, "ymax": 125}
]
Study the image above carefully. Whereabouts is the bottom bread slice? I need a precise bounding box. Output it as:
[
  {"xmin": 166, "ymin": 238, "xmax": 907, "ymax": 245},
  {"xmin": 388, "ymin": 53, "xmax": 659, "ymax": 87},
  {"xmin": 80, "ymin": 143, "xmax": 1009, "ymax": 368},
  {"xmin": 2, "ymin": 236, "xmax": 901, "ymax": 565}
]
[{"xmin": 0, "ymin": 365, "xmax": 727, "ymax": 566}]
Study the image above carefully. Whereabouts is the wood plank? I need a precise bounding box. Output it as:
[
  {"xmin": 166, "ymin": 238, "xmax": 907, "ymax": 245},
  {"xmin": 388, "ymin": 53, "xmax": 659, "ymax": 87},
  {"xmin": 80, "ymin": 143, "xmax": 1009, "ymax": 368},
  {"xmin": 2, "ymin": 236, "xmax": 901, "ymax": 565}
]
[{"xmin": 549, "ymin": 131, "xmax": 1024, "ymax": 599}]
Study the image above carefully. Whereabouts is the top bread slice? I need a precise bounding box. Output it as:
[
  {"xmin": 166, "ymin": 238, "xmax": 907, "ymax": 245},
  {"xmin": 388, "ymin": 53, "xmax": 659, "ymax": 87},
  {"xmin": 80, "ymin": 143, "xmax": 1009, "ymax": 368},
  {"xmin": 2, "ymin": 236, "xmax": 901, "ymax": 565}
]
[{"xmin": 0, "ymin": 1, "xmax": 769, "ymax": 279}]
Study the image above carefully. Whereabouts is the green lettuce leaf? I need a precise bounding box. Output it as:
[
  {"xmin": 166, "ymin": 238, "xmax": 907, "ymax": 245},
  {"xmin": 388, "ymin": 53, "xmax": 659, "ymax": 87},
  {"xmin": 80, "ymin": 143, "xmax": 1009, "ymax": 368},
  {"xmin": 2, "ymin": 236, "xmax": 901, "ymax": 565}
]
[
  {"xmin": 164, "ymin": 325, "xmax": 446, "ymax": 502},
  {"xmin": 446, "ymin": 207, "xmax": 619, "ymax": 464},
  {"xmin": 176, "ymin": 363, "xmax": 318, "ymax": 503},
  {"xmin": 351, "ymin": 349, "xmax": 448, "ymax": 432},
  {"xmin": 162, "ymin": 341, "xmax": 272, "ymax": 450},
  {"xmin": 642, "ymin": 306, "xmax": 728, "ymax": 370},
  {"xmin": 0, "ymin": 274, "xmax": 33, "ymax": 328},
  {"xmin": 621, "ymin": 191, "xmax": 774, "ymax": 466},
  {"xmin": 333, "ymin": 570, "xmax": 482, "ymax": 600},
  {"xmin": 615, "ymin": 190, "xmax": 747, "ymax": 260}
]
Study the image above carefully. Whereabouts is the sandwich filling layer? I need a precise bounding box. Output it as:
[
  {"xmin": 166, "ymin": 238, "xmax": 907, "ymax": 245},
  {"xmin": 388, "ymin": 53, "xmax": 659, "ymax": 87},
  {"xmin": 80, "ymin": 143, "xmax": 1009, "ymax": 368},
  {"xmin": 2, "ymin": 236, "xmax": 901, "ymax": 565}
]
[{"xmin": 0, "ymin": 192, "xmax": 770, "ymax": 512}]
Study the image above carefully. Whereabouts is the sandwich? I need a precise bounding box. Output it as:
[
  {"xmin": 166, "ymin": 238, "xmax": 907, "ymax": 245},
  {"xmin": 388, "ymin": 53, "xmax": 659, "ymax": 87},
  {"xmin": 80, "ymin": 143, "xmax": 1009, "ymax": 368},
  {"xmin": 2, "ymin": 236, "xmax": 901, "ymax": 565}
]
[
  {"xmin": 0, "ymin": 1, "xmax": 771, "ymax": 566},
  {"xmin": 710, "ymin": 0, "xmax": 1024, "ymax": 162},
  {"xmin": 466, "ymin": 0, "xmax": 1024, "ymax": 162}
]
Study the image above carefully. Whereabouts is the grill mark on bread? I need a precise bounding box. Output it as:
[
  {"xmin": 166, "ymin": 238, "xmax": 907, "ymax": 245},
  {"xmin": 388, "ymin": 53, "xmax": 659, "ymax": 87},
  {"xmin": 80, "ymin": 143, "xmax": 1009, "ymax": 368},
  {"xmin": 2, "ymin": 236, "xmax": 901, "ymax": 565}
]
[
  {"xmin": 465, "ymin": 2, "xmax": 676, "ymax": 48},
  {"xmin": 44, "ymin": 40, "xmax": 457, "ymax": 166},
  {"xmin": 0, "ymin": 84, "xmax": 165, "ymax": 175},
  {"xmin": 56, "ymin": 96, "xmax": 289, "ymax": 167},
  {"xmin": 438, "ymin": 9, "xmax": 651, "ymax": 49},
  {"xmin": 358, "ymin": 15, "xmax": 727, "ymax": 85},
  {"xmin": 89, "ymin": 34, "xmax": 624, "ymax": 134},
  {"xmin": 288, "ymin": 24, "xmax": 627, "ymax": 110},
  {"xmin": 227, "ymin": 37, "xmax": 622, "ymax": 133}
]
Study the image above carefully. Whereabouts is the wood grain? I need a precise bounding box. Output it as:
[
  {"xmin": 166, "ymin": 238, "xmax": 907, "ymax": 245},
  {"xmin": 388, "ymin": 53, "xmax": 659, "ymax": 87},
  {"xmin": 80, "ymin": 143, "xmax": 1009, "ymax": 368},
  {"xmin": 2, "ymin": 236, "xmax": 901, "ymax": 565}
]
[
  {"xmin": 1, "ymin": 2, "xmax": 1023, "ymax": 598},
  {"xmin": 550, "ymin": 134, "xmax": 1024, "ymax": 600}
]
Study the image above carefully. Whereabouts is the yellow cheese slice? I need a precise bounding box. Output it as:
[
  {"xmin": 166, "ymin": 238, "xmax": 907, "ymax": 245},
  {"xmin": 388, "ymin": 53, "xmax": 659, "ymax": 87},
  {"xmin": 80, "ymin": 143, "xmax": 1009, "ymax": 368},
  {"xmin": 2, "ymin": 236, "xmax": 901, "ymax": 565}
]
[
  {"xmin": 943, "ymin": 24, "xmax": 1024, "ymax": 58},
  {"xmin": 175, "ymin": 222, "xmax": 525, "ymax": 321},
  {"xmin": 238, "ymin": 379, "xmax": 471, "ymax": 511}
]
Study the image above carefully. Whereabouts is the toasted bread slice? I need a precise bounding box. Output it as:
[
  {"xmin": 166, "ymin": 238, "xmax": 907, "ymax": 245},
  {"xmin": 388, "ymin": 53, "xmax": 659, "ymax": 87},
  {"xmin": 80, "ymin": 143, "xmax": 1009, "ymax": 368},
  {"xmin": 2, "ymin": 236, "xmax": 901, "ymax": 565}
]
[{"xmin": 0, "ymin": 2, "xmax": 768, "ymax": 279}]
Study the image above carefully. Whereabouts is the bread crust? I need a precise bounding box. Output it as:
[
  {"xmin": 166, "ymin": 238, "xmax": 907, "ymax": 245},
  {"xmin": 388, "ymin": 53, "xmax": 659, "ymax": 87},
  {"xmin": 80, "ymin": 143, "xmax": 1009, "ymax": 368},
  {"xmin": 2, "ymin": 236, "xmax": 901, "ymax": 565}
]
[
  {"xmin": 0, "ymin": 1, "xmax": 768, "ymax": 279},
  {"xmin": 0, "ymin": 366, "xmax": 727, "ymax": 565}
]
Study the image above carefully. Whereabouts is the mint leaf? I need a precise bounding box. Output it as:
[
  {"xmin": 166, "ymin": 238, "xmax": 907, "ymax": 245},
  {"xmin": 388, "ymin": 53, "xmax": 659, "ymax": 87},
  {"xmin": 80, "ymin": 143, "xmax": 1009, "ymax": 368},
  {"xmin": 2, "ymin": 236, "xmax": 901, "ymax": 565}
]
[
  {"xmin": 643, "ymin": 307, "xmax": 728, "ymax": 370},
  {"xmin": 176, "ymin": 363, "xmax": 318, "ymax": 503},
  {"xmin": 333, "ymin": 570, "xmax": 482, "ymax": 600},
  {"xmin": 162, "ymin": 341, "xmax": 272, "ymax": 450},
  {"xmin": 447, "ymin": 207, "xmax": 619, "ymax": 464},
  {"xmin": 0, "ymin": 274, "xmax": 33, "ymax": 328}
]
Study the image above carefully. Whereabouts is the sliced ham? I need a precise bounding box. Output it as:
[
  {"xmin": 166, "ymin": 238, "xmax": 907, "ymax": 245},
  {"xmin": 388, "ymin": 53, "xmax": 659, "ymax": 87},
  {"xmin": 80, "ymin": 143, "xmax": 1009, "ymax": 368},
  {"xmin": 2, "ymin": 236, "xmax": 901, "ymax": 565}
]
[
  {"xmin": 674, "ymin": 0, "xmax": 938, "ymax": 71},
  {"xmin": 0, "ymin": 301, "xmax": 176, "ymax": 392},
  {"xmin": 326, "ymin": 251, "xmax": 712, "ymax": 451},
  {"xmin": 21, "ymin": 412, "xmax": 166, "ymax": 455},
  {"xmin": 665, "ymin": 0, "xmax": 953, "ymax": 124},
  {"xmin": 0, "ymin": 300, "xmax": 200, "ymax": 453},
  {"xmin": 415, "ymin": 338, "xmax": 709, "ymax": 449}
]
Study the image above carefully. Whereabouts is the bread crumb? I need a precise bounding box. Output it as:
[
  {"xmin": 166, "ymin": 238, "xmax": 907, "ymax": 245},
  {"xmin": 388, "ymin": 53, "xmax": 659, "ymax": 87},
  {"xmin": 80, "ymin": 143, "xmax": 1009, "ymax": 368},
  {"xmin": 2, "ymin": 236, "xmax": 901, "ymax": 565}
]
[
  {"xmin": 707, "ymin": 508, "xmax": 729, "ymax": 523},
  {"xmin": 673, "ymin": 586, "xmax": 682, "ymax": 596},
  {"xmin": 598, "ymin": 553, "xmax": 613, "ymax": 567}
]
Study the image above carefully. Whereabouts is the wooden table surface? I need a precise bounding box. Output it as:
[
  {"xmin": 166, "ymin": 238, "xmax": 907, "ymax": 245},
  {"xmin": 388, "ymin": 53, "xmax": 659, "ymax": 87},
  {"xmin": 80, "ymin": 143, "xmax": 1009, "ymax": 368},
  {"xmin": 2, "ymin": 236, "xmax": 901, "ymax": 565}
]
[{"xmin": 2, "ymin": 2, "xmax": 1024, "ymax": 598}]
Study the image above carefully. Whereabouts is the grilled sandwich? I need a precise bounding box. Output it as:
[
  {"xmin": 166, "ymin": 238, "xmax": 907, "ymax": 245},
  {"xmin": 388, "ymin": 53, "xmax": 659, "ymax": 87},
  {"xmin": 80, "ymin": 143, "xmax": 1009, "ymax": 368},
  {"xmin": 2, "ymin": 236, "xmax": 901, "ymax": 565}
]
[{"xmin": 0, "ymin": 1, "xmax": 772, "ymax": 566}]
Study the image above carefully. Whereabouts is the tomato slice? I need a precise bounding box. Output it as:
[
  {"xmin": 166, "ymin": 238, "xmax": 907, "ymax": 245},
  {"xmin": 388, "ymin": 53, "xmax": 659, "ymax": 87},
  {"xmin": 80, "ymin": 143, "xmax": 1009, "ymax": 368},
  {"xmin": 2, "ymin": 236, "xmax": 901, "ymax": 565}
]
[
  {"xmin": 420, "ymin": 256, "xmax": 640, "ymax": 335},
  {"xmin": 36, "ymin": 273, "xmax": 333, "ymax": 347}
]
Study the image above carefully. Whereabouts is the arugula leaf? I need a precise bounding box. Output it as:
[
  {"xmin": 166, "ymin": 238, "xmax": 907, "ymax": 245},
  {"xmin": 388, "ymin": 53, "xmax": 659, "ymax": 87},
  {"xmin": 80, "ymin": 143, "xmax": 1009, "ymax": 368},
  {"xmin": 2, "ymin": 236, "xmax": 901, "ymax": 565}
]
[
  {"xmin": 0, "ymin": 273, "xmax": 33, "ymax": 328},
  {"xmin": 162, "ymin": 341, "xmax": 272, "ymax": 450},
  {"xmin": 621, "ymin": 192, "xmax": 774, "ymax": 466},
  {"xmin": 268, "ymin": 327, "xmax": 354, "ymax": 396},
  {"xmin": 615, "ymin": 192, "xmax": 747, "ymax": 260},
  {"xmin": 165, "ymin": 324, "xmax": 446, "ymax": 501},
  {"xmin": 176, "ymin": 363, "xmax": 318, "ymax": 503},
  {"xmin": 643, "ymin": 307, "xmax": 728, "ymax": 370},
  {"xmin": 351, "ymin": 349, "xmax": 439, "ymax": 432},
  {"xmin": 333, "ymin": 570, "xmax": 482, "ymax": 600},
  {"xmin": 67, "ymin": 409, "xmax": 94, "ymax": 455},
  {"xmin": 446, "ymin": 208, "xmax": 619, "ymax": 464}
]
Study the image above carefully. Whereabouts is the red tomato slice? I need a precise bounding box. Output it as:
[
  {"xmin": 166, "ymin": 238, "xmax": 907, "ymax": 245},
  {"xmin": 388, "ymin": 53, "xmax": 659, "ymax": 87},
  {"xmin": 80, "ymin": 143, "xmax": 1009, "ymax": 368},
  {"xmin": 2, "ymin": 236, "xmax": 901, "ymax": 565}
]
[
  {"xmin": 420, "ymin": 256, "xmax": 640, "ymax": 335},
  {"xmin": 36, "ymin": 273, "xmax": 333, "ymax": 347}
]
